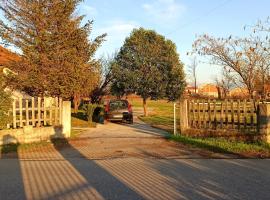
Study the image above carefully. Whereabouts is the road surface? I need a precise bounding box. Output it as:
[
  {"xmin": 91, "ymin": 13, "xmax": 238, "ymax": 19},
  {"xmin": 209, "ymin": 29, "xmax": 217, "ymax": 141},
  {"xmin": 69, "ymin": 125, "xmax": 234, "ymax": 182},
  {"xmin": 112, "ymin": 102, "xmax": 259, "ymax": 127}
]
[{"xmin": 0, "ymin": 118, "xmax": 270, "ymax": 200}]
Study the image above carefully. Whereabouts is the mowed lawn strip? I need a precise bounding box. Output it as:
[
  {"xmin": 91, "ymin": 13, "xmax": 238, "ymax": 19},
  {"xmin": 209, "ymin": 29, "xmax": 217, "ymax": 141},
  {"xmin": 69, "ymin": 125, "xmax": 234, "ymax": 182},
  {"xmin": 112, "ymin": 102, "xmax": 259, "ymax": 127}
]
[
  {"xmin": 130, "ymin": 99, "xmax": 176, "ymax": 131},
  {"xmin": 170, "ymin": 135, "xmax": 270, "ymax": 158},
  {"xmin": 132, "ymin": 98, "xmax": 270, "ymax": 158}
]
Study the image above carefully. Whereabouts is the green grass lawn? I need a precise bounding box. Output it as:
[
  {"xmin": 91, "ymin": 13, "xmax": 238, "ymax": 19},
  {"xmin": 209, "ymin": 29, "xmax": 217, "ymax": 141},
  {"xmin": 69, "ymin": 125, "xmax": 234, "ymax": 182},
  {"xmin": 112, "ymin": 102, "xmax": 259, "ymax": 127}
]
[
  {"xmin": 130, "ymin": 98, "xmax": 176, "ymax": 130},
  {"xmin": 170, "ymin": 135, "xmax": 270, "ymax": 158}
]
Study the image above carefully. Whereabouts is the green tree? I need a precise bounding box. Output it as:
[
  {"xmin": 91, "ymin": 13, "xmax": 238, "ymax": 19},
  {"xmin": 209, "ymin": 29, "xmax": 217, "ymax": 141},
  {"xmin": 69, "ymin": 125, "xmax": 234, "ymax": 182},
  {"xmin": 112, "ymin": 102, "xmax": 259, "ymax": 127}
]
[
  {"xmin": 90, "ymin": 55, "xmax": 115, "ymax": 104},
  {"xmin": 111, "ymin": 28, "xmax": 185, "ymax": 116},
  {"xmin": 0, "ymin": 0, "xmax": 106, "ymax": 112},
  {"xmin": 0, "ymin": 75, "xmax": 12, "ymax": 130}
]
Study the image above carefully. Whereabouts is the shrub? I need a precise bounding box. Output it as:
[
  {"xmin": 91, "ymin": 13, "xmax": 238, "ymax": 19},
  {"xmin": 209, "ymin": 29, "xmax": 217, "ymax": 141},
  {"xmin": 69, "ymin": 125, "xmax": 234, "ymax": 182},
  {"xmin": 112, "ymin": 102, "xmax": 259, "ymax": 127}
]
[
  {"xmin": 0, "ymin": 77, "xmax": 12, "ymax": 130},
  {"xmin": 93, "ymin": 105, "xmax": 105, "ymax": 124},
  {"xmin": 83, "ymin": 104, "xmax": 98, "ymax": 123},
  {"xmin": 83, "ymin": 104, "xmax": 105, "ymax": 124}
]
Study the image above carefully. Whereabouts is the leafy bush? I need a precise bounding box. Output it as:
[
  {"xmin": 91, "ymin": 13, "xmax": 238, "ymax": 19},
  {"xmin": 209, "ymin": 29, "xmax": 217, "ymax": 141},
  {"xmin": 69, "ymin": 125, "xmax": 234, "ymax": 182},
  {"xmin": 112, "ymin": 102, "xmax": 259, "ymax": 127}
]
[
  {"xmin": 93, "ymin": 105, "xmax": 105, "ymax": 124},
  {"xmin": 0, "ymin": 77, "xmax": 12, "ymax": 130},
  {"xmin": 83, "ymin": 104, "xmax": 98, "ymax": 123},
  {"xmin": 83, "ymin": 104, "xmax": 104, "ymax": 124}
]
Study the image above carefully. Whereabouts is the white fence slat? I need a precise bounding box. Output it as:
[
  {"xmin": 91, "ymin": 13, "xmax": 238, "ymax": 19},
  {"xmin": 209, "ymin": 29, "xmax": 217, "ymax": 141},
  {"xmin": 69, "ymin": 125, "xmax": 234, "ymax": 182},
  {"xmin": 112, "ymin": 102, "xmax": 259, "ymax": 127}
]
[
  {"xmin": 19, "ymin": 98, "xmax": 23, "ymax": 128},
  {"xmin": 37, "ymin": 97, "xmax": 41, "ymax": 127},
  {"xmin": 13, "ymin": 100, "xmax": 16, "ymax": 128},
  {"xmin": 26, "ymin": 99, "xmax": 29, "ymax": 126},
  {"xmin": 8, "ymin": 97, "xmax": 63, "ymax": 129},
  {"xmin": 32, "ymin": 97, "xmax": 35, "ymax": 126}
]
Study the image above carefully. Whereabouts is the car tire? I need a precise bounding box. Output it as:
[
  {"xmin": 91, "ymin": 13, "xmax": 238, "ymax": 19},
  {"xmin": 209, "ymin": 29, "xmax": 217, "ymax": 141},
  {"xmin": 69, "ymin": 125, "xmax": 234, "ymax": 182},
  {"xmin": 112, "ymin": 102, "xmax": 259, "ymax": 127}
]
[{"xmin": 129, "ymin": 118, "xmax": 133, "ymax": 124}]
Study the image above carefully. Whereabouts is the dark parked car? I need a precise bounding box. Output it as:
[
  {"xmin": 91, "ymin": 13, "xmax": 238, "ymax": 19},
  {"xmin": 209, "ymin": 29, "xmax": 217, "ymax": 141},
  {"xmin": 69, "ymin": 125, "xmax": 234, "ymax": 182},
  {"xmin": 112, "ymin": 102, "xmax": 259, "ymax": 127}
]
[{"xmin": 105, "ymin": 100, "xmax": 133, "ymax": 124}]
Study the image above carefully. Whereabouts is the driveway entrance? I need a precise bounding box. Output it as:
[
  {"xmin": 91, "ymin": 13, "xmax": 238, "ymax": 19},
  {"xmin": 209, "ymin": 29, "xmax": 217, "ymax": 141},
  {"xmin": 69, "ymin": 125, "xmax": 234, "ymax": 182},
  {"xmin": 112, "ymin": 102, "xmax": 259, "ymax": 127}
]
[{"xmin": 1, "ymin": 117, "xmax": 270, "ymax": 200}]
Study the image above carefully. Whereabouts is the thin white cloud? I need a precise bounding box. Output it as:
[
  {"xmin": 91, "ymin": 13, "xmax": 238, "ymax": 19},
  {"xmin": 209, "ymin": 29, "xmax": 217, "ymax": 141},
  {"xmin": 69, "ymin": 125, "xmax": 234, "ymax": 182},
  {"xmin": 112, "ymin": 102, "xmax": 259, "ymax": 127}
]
[
  {"xmin": 98, "ymin": 20, "xmax": 139, "ymax": 42},
  {"xmin": 143, "ymin": 0, "xmax": 186, "ymax": 24},
  {"xmin": 81, "ymin": 5, "xmax": 98, "ymax": 16},
  {"xmin": 95, "ymin": 20, "xmax": 140, "ymax": 56}
]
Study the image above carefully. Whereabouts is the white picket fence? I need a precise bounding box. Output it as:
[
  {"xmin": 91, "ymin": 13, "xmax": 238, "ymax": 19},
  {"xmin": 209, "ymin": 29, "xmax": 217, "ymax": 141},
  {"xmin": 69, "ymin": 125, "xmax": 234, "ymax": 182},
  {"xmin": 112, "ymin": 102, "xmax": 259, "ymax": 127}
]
[{"xmin": 7, "ymin": 97, "xmax": 63, "ymax": 129}]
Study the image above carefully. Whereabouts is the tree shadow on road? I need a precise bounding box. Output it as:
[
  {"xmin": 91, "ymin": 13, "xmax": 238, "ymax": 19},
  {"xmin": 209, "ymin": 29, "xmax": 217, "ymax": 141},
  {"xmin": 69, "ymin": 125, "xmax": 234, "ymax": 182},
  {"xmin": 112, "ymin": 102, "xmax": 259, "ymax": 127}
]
[
  {"xmin": 0, "ymin": 135, "xmax": 26, "ymax": 200},
  {"xmin": 50, "ymin": 134, "xmax": 144, "ymax": 200},
  {"xmin": 147, "ymin": 158, "xmax": 270, "ymax": 200}
]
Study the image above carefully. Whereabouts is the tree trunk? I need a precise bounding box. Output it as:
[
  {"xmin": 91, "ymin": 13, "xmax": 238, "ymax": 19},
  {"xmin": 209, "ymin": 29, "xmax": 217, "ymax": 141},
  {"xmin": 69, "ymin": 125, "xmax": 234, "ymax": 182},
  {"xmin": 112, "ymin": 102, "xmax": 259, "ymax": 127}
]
[
  {"xmin": 143, "ymin": 98, "xmax": 148, "ymax": 117},
  {"xmin": 73, "ymin": 94, "xmax": 81, "ymax": 113},
  {"xmin": 217, "ymin": 86, "xmax": 222, "ymax": 99},
  {"xmin": 194, "ymin": 78, "xmax": 197, "ymax": 94}
]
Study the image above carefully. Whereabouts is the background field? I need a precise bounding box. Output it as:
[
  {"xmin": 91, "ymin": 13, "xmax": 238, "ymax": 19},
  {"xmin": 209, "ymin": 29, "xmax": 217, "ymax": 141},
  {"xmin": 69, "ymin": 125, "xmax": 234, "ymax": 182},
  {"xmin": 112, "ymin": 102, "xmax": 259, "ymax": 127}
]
[{"xmin": 129, "ymin": 98, "xmax": 176, "ymax": 132}]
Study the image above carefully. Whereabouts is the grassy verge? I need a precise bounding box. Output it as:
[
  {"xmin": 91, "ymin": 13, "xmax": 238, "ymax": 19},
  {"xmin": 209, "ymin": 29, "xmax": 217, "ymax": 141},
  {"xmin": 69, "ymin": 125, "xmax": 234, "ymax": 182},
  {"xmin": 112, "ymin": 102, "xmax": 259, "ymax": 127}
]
[
  {"xmin": 170, "ymin": 134, "xmax": 270, "ymax": 158},
  {"xmin": 71, "ymin": 110, "xmax": 96, "ymax": 128},
  {"xmin": 70, "ymin": 129, "xmax": 84, "ymax": 139},
  {"xmin": 0, "ymin": 141, "xmax": 51, "ymax": 154},
  {"xmin": 131, "ymin": 98, "xmax": 270, "ymax": 158}
]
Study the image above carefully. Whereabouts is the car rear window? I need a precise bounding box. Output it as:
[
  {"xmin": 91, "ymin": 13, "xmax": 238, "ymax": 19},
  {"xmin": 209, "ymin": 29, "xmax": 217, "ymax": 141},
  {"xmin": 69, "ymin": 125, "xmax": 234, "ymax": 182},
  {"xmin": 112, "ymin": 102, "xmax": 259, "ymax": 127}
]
[{"xmin": 109, "ymin": 100, "xmax": 128, "ymax": 111}]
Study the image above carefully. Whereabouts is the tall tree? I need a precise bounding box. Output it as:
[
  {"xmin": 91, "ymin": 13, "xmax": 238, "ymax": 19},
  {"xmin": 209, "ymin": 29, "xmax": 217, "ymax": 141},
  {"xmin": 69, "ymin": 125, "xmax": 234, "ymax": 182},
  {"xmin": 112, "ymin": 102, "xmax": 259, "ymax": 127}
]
[
  {"xmin": 215, "ymin": 67, "xmax": 236, "ymax": 98},
  {"xmin": 111, "ymin": 28, "xmax": 186, "ymax": 116},
  {"xmin": 193, "ymin": 35, "xmax": 266, "ymax": 98},
  {"xmin": 188, "ymin": 57, "xmax": 198, "ymax": 94},
  {"xmin": 0, "ymin": 0, "xmax": 106, "ymax": 112},
  {"xmin": 193, "ymin": 18, "xmax": 270, "ymax": 99},
  {"xmin": 251, "ymin": 18, "xmax": 270, "ymax": 97},
  {"xmin": 90, "ymin": 55, "xmax": 115, "ymax": 104}
]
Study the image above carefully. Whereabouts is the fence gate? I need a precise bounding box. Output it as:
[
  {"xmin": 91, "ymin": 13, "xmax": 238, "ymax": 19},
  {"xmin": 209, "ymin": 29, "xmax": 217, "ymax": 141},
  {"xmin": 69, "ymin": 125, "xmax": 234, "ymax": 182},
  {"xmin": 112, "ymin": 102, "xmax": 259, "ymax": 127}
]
[{"xmin": 7, "ymin": 97, "xmax": 62, "ymax": 129}]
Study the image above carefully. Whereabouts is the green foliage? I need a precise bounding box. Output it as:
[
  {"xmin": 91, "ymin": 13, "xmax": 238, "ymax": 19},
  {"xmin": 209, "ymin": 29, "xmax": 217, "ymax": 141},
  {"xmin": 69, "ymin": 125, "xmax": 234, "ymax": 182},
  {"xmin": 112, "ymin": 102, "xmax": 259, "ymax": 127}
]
[
  {"xmin": 0, "ymin": 0, "xmax": 106, "ymax": 99},
  {"xmin": 0, "ymin": 76, "xmax": 12, "ymax": 129},
  {"xmin": 83, "ymin": 104, "xmax": 98, "ymax": 123},
  {"xmin": 111, "ymin": 28, "xmax": 186, "ymax": 101},
  {"xmin": 93, "ymin": 105, "xmax": 105, "ymax": 123},
  {"xmin": 82, "ymin": 104, "xmax": 105, "ymax": 124}
]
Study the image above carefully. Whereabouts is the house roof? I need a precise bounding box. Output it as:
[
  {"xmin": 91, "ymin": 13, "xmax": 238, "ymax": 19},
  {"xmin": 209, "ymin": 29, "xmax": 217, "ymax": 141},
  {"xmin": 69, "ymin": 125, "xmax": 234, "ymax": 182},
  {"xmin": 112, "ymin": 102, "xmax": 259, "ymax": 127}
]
[
  {"xmin": 199, "ymin": 84, "xmax": 218, "ymax": 93},
  {"xmin": 185, "ymin": 86, "xmax": 196, "ymax": 90},
  {"xmin": 0, "ymin": 45, "xmax": 19, "ymax": 66}
]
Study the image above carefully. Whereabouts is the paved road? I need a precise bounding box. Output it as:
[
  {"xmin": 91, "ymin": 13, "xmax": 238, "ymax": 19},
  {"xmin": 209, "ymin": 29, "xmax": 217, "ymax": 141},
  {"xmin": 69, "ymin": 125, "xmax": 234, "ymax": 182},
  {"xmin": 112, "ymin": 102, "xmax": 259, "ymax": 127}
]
[{"xmin": 1, "ymin": 118, "xmax": 270, "ymax": 200}]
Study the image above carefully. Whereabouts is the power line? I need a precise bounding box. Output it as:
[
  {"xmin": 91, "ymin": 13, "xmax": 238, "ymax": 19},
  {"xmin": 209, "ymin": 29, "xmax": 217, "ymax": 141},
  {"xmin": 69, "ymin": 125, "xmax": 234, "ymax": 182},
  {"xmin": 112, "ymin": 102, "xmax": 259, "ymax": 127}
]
[{"xmin": 166, "ymin": 0, "xmax": 232, "ymax": 36}]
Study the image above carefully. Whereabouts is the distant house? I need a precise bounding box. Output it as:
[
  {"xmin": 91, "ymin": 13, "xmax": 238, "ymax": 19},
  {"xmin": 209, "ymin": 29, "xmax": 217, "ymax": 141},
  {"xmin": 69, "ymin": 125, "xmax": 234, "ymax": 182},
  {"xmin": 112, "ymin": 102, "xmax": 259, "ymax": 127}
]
[
  {"xmin": 185, "ymin": 85, "xmax": 197, "ymax": 95},
  {"xmin": 198, "ymin": 84, "xmax": 219, "ymax": 98}
]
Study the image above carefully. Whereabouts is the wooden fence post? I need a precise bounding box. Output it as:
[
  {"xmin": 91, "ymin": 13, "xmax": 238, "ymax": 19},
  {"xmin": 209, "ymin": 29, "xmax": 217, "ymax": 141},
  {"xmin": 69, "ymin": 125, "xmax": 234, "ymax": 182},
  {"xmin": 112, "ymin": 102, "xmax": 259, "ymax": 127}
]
[
  {"xmin": 258, "ymin": 103, "xmax": 270, "ymax": 143},
  {"xmin": 61, "ymin": 101, "xmax": 71, "ymax": 138},
  {"xmin": 179, "ymin": 99, "xmax": 189, "ymax": 134}
]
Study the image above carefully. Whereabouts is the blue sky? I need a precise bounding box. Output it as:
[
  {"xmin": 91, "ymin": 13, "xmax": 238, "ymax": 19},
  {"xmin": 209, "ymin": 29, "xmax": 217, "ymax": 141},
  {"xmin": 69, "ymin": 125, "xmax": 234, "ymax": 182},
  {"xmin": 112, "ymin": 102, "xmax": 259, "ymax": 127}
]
[
  {"xmin": 1, "ymin": 0, "xmax": 270, "ymax": 84},
  {"xmin": 76, "ymin": 0, "xmax": 270, "ymax": 84}
]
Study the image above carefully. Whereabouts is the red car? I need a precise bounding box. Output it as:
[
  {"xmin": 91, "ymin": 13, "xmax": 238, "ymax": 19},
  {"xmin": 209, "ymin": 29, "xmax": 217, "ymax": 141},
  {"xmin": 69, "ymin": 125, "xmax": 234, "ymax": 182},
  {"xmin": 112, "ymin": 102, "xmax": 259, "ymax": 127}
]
[{"xmin": 105, "ymin": 100, "xmax": 133, "ymax": 124}]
